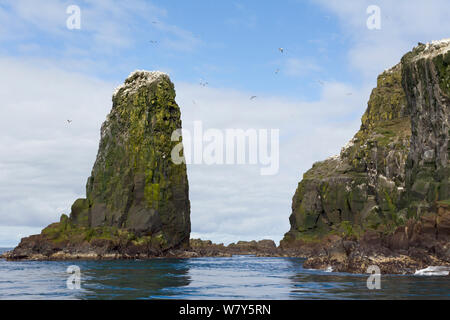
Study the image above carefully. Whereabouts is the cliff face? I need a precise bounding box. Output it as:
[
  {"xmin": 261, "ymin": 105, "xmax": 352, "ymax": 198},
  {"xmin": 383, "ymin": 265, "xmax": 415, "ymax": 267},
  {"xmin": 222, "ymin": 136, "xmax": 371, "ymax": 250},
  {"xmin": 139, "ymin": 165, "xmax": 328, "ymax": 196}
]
[
  {"xmin": 282, "ymin": 40, "xmax": 450, "ymax": 247},
  {"xmin": 71, "ymin": 71, "xmax": 191, "ymax": 249},
  {"xmin": 402, "ymin": 42, "xmax": 450, "ymax": 207},
  {"xmin": 283, "ymin": 63, "xmax": 411, "ymax": 243},
  {"xmin": 7, "ymin": 71, "xmax": 191, "ymax": 259}
]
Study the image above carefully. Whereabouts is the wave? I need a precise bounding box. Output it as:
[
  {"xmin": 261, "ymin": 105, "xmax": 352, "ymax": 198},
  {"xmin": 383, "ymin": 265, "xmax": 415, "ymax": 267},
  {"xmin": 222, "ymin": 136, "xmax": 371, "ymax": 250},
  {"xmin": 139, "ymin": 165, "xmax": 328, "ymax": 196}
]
[{"xmin": 414, "ymin": 266, "xmax": 450, "ymax": 276}]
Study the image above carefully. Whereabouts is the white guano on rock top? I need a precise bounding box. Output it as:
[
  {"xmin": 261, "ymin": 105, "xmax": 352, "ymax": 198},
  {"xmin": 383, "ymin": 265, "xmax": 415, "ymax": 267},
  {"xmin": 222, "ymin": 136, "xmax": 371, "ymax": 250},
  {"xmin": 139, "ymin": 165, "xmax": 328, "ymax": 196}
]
[
  {"xmin": 113, "ymin": 70, "xmax": 169, "ymax": 98},
  {"xmin": 412, "ymin": 38, "xmax": 450, "ymax": 61}
]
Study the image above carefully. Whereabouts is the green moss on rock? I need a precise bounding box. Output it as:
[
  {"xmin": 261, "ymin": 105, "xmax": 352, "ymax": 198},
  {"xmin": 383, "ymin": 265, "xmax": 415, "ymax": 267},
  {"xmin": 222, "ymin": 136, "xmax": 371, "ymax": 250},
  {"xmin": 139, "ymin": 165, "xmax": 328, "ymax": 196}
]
[
  {"xmin": 284, "ymin": 40, "xmax": 450, "ymax": 247},
  {"xmin": 37, "ymin": 71, "xmax": 193, "ymax": 252}
]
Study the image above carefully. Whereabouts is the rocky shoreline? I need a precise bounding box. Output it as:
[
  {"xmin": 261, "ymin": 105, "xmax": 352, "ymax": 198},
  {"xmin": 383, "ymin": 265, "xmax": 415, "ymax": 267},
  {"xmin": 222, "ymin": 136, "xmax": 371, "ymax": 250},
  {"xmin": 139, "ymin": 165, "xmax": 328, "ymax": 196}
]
[
  {"xmin": 0, "ymin": 238, "xmax": 285, "ymax": 262},
  {"xmin": 278, "ymin": 40, "xmax": 450, "ymax": 276},
  {"xmin": 2, "ymin": 246, "xmax": 449, "ymax": 276},
  {"xmin": 282, "ymin": 202, "xmax": 450, "ymax": 275},
  {"xmin": 2, "ymin": 206, "xmax": 450, "ymax": 276},
  {"xmin": 3, "ymin": 40, "xmax": 450, "ymax": 278}
]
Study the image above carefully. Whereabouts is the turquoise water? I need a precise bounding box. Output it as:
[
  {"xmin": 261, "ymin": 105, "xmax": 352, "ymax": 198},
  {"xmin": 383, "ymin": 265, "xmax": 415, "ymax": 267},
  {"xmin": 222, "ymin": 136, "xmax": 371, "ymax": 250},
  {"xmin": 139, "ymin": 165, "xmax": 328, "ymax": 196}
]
[{"xmin": 1, "ymin": 248, "xmax": 449, "ymax": 300}]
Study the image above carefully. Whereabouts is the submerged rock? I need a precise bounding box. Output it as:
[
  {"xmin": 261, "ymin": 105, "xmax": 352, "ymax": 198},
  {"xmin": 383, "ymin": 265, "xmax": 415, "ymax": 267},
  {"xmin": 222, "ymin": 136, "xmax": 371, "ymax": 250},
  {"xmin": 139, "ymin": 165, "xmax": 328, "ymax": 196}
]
[
  {"xmin": 189, "ymin": 239, "xmax": 281, "ymax": 257},
  {"xmin": 6, "ymin": 71, "xmax": 191, "ymax": 260},
  {"xmin": 282, "ymin": 39, "xmax": 450, "ymax": 274}
]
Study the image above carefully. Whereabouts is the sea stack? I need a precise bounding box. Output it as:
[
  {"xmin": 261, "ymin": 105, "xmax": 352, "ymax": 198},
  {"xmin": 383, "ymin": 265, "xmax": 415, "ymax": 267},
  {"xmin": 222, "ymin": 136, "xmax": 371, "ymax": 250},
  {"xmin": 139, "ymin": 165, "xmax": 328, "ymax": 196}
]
[
  {"xmin": 281, "ymin": 39, "xmax": 450, "ymax": 273},
  {"xmin": 5, "ymin": 71, "xmax": 191, "ymax": 260}
]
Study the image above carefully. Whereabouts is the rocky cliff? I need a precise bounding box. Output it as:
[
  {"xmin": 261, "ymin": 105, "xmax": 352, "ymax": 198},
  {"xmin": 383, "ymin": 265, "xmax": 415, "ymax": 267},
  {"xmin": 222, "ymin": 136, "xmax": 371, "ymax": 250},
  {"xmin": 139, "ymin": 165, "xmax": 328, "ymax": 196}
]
[
  {"xmin": 5, "ymin": 71, "xmax": 191, "ymax": 260},
  {"xmin": 281, "ymin": 39, "xmax": 450, "ymax": 273},
  {"xmin": 402, "ymin": 42, "xmax": 450, "ymax": 207},
  {"xmin": 282, "ymin": 62, "xmax": 411, "ymax": 243},
  {"xmin": 75, "ymin": 71, "xmax": 190, "ymax": 247}
]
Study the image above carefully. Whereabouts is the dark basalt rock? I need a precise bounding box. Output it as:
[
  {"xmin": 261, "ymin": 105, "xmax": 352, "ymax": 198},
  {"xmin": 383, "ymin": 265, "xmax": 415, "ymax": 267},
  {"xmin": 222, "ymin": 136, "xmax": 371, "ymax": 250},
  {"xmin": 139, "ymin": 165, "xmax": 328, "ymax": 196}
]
[
  {"xmin": 188, "ymin": 239, "xmax": 280, "ymax": 257},
  {"xmin": 281, "ymin": 62, "xmax": 411, "ymax": 246},
  {"xmin": 302, "ymin": 202, "xmax": 450, "ymax": 274},
  {"xmin": 282, "ymin": 39, "xmax": 450, "ymax": 274},
  {"xmin": 6, "ymin": 71, "xmax": 191, "ymax": 260},
  {"xmin": 82, "ymin": 71, "xmax": 191, "ymax": 248}
]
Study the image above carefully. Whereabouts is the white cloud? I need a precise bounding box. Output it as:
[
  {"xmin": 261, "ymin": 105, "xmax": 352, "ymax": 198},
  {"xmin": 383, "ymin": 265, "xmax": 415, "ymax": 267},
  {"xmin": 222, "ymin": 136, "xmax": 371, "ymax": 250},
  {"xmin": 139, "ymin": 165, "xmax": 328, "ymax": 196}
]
[
  {"xmin": 6, "ymin": 0, "xmax": 68, "ymax": 34},
  {"xmin": 155, "ymin": 23, "xmax": 203, "ymax": 52},
  {"xmin": 175, "ymin": 82, "xmax": 366, "ymax": 245},
  {"xmin": 183, "ymin": 0, "xmax": 450, "ymax": 246},
  {"xmin": 0, "ymin": 226, "xmax": 43, "ymax": 248},
  {"xmin": 0, "ymin": 0, "xmax": 200, "ymax": 53},
  {"xmin": 0, "ymin": 56, "xmax": 365, "ymax": 247},
  {"xmin": 7, "ymin": 0, "xmax": 449, "ymax": 247},
  {"xmin": 283, "ymin": 58, "xmax": 321, "ymax": 77},
  {"xmin": 314, "ymin": 0, "xmax": 450, "ymax": 80},
  {"xmin": 0, "ymin": 56, "xmax": 114, "ymax": 246}
]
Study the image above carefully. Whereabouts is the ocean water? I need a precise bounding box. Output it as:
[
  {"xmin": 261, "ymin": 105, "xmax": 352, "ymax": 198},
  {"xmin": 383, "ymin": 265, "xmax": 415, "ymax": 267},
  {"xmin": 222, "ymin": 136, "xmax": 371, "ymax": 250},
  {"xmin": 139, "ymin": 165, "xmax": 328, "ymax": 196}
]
[{"xmin": 1, "ymin": 248, "xmax": 449, "ymax": 300}]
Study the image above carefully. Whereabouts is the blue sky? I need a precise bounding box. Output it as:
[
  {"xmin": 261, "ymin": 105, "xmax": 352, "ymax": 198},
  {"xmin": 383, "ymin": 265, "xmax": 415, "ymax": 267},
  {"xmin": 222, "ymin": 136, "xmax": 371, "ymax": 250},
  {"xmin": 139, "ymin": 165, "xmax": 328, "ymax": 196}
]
[
  {"xmin": 0, "ymin": 0, "xmax": 354, "ymax": 99},
  {"xmin": 1, "ymin": 0, "xmax": 450, "ymax": 246}
]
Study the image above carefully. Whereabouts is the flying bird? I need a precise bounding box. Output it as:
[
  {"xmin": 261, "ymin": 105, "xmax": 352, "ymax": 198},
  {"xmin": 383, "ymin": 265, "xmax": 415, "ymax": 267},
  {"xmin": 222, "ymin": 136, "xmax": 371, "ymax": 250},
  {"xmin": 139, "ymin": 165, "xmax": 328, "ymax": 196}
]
[
  {"xmin": 278, "ymin": 48, "xmax": 284, "ymax": 54},
  {"xmin": 250, "ymin": 96, "xmax": 257, "ymax": 100},
  {"xmin": 199, "ymin": 80, "xmax": 208, "ymax": 87},
  {"xmin": 317, "ymin": 80, "xmax": 324, "ymax": 86},
  {"xmin": 275, "ymin": 68, "xmax": 280, "ymax": 74},
  {"xmin": 149, "ymin": 40, "xmax": 158, "ymax": 44},
  {"xmin": 67, "ymin": 120, "xmax": 72, "ymax": 124}
]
